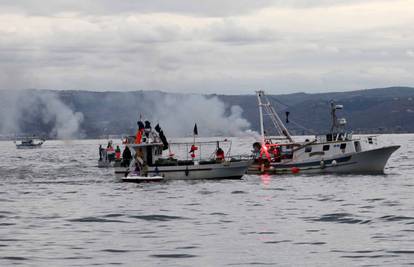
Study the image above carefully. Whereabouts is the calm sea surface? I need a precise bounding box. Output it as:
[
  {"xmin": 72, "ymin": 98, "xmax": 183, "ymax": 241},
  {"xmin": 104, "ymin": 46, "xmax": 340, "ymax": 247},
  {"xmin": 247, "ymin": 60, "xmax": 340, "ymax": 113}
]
[{"xmin": 0, "ymin": 135, "xmax": 412, "ymax": 266}]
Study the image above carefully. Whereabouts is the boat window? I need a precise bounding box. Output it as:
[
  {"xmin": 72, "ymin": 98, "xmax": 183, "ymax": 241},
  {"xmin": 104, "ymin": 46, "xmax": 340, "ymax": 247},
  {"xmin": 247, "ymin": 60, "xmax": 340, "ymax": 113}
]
[
  {"xmin": 340, "ymin": 143, "xmax": 346, "ymax": 150},
  {"xmin": 305, "ymin": 146, "xmax": 312, "ymax": 153},
  {"xmin": 323, "ymin": 145, "xmax": 330, "ymax": 151},
  {"xmin": 368, "ymin": 137, "xmax": 373, "ymax": 144}
]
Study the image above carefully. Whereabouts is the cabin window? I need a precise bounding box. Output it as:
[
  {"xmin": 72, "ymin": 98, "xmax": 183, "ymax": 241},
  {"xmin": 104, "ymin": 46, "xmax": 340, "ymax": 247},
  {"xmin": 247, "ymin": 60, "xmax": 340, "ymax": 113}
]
[
  {"xmin": 368, "ymin": 137, "xmax": 373, "ymax": 144},
  {"xmin": 340, "ymin": 143, "xmax": 346, "ymax": 150},
  {"xmin": 354, "ymin": 141, "xmax": 361, "ymax": 152},
  {"xmin": 305, "ymin": 146, "xmax": 312, "ymax": 153},
  {"xmin": 326, "ymin": 134, "xmax": 332, "ymax": 142},
  {"xmin": 323, "ymin": 145, "xmax": 330, "ymax": 151}
]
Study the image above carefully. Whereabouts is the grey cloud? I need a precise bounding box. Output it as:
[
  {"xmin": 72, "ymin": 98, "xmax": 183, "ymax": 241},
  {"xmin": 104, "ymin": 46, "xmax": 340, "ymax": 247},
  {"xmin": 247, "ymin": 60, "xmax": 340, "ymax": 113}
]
[
  {"xmin": 0, "ymin": 0, "xmax": 382, "ymax": 16},
  {"xmin": 0, "ymin": 0, "xmax": 413, "ymax": 94},
  {"xmin": 0, "ymin": 0, "xmax": 274, "ymax": 16},
  {"xmin": 207, "ymin": 20, "xmax": 278, "ymax": 44}
]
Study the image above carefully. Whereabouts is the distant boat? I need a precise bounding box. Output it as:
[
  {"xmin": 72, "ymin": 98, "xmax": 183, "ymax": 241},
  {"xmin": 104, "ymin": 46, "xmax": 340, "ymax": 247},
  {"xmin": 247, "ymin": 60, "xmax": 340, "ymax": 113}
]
[
  {"xmin": 248, "ymin": 91, "xmax": 400, "ymax": 174},
  {"xmin": 14, "ymin": 137, "xmax": 45, "ymax": 149}
]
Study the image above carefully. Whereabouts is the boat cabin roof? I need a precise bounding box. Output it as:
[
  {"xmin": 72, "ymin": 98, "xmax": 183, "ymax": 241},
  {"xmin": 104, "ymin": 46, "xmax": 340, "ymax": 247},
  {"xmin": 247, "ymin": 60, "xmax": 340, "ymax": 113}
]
[{"xmin": 316, "ymin": 132, "xmax": 352, "ymax": 143}]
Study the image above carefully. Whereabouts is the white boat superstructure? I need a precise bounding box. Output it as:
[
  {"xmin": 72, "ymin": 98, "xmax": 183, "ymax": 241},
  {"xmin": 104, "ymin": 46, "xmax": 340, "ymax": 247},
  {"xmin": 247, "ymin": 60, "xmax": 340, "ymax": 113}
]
[{"xmin": 249, "ymin": 91, "xmax": 400, "ymax": 174}]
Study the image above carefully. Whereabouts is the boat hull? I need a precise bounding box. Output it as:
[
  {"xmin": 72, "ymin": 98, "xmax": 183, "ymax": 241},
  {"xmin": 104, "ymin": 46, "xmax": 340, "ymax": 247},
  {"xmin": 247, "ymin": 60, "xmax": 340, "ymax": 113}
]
[
  {"xmin": 122, "ymin": 175, "xmax": 164, "ymax": 183},
  {"xmin": 248, "ymin": 145, "xmax": 400, "ymax": 175},
  {"xmin": 98, "ymin": 159, "xmax": 122, "ymax": 168},
  {"xmin": 115, "ymin": 160, "xmax": 251, "ymax": 181},
  {"xmin": 16, "ymin": 144, "xmax": 43, "ymax": 149}
]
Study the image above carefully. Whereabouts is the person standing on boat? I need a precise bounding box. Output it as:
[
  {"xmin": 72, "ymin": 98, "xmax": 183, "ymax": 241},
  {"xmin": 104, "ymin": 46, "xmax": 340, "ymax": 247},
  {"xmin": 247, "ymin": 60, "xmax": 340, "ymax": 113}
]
[
  {"xmin": 99, "ymin": 145, "xmax": 104, "ymax": 161},
  {"xmin": 122, "ymin": 146, "xmax": 132, "ymax": 167},
  {"xmin": 216, "ymin": 147, "xmax": 225, "ymax": 162},
  {"xmin": 142, "ymin": 163, "xmax": 148, "ymax": 177},
  {"xmin": 106, "ymin": 141, "xmax": 115, "ymax": 161},
  {"xmin": 115, "ymin": 145, "xmax": 121, "ymax": 160},
  {"xmin": 134, "ymin": 162, "xmax": 141, "ymax": 176},
  {"xmin": 135, "ymin": 120, "xmax": 145, "ymax": 144}
]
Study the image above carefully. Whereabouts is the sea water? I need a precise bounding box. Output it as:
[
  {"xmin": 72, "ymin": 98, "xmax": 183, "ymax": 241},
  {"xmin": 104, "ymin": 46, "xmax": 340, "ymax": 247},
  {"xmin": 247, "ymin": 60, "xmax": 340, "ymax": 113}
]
[{"xmin": 0, "ymin": 135, "xmax": 412, "ymax": 266}]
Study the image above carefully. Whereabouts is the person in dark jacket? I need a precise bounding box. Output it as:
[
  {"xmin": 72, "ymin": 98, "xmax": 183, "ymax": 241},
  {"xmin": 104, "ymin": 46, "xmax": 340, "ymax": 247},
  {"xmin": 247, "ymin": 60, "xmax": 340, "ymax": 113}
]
[
  {"xmin": 122, "ymin": 146, "xmax": 132, "ymax": 167},
  {"xmin": 99, "ymin": 145, "xmax": 104, "ymax": 160}
]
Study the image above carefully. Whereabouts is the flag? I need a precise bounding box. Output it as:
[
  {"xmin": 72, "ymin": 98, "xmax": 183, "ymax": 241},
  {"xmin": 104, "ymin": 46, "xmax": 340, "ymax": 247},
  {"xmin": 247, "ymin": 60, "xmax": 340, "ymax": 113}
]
[{"xmin": 193, "ymin": 123, "xmax": 198, "ymax": 136}]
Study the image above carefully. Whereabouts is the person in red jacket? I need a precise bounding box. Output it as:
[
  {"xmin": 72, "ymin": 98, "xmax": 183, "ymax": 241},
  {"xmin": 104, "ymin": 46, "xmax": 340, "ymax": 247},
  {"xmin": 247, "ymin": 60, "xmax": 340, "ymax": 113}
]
[
  {"xmin": 216, "ymin": 147, "xmax": 225, "ymax": 162},
  {"xmin": 115, "ymin": 145, "xmax": 121, "ymax": 160}
]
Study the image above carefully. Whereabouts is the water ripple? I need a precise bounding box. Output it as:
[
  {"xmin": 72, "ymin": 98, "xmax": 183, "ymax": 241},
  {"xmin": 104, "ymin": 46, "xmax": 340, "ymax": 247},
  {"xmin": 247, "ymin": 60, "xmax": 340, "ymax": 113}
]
[
  {"xmin": 150, "ymin": 253, "xmax": 197, "ymax": 258},
  {"xmin": 128, "ymin": 214, "xmax": 188, "ymax": 221}
]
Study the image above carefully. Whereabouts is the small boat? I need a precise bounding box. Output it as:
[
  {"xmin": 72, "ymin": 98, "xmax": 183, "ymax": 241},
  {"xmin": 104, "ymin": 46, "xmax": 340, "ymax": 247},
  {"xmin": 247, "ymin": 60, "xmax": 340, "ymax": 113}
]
[
  {"xmin": 14, "ymin": 137, "xmax": 45, "ymax": 149},
  {"xmin": 114, "ymin": 121, "xmax": 252, "ymax": 182},
  {"xmin": 122, "ymin": 173, "xmax": 164, "ymax": 183},
  {"xmin": 249, "ymin": 91, "xmax": 400, "ymax": 174},
  {"xmin": 97, "ymin": 141, "xmax": 120, "ymax": 168}
]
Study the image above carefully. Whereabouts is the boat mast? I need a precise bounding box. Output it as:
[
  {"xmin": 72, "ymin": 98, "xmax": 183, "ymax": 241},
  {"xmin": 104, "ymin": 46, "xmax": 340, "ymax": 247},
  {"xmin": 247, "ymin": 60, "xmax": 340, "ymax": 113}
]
[
  {"xmin": 256, "ymin": 90, "xmax": 294, "ymax": 142},
  {"xmin": 256, "ymin": 91, "xmax": 265, "ymax": 142}
]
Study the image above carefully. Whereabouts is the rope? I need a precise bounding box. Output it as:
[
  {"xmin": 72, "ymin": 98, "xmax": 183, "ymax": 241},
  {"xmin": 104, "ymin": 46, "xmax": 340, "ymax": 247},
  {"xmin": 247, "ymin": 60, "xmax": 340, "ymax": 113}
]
[{"xmin": 267, "ymin": 94, "xmax": 317, "ymax": 135}]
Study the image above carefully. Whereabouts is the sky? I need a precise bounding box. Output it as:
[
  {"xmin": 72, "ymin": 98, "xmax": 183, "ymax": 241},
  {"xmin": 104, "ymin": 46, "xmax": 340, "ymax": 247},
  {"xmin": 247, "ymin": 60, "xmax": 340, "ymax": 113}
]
[{"xmin": 1, "ymin": 0, "xmax": 414, "ymax": 94}]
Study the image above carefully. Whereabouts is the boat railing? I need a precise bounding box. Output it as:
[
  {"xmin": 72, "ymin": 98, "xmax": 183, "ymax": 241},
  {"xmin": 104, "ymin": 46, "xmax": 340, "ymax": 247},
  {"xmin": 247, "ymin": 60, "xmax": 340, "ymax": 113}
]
[
  {"xmin": 153, "ymin": 153, "xmax": 252, "ymax": 167},
  {"xmin": 226, "ymin": 154, "xmax": 254, "ymax": 161}
]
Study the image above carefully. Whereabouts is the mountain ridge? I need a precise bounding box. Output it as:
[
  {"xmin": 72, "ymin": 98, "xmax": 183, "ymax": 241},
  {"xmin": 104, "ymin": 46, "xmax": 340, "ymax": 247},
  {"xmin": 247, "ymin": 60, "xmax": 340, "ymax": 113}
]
[{"xmin": 1, "ymin": 86, "xmax": 413, "ymax": 138}]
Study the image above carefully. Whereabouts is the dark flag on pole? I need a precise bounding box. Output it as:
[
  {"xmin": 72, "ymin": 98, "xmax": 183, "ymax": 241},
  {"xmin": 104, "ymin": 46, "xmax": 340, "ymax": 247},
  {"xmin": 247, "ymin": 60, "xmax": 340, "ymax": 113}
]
[{"xmin": 193, "ymin": 123, "xmax": 198, "ymax": 136}]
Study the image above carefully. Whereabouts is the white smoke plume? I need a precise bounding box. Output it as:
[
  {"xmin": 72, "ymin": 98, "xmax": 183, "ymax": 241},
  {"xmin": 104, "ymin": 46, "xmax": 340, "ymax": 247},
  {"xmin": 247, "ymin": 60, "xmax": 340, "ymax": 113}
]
[
  {"xmin": 148, "ymin": 94, "xmax": 251, "ymax": 137},
  {"xmin": 37, "ymin": 94, "xmax": 84, "ymax": 139},
  {"xmin": 0, "ymin": 90, "xmax": 84, "ymax": 139},
  {"xmin": 0, "ymin": 90, "xmax": 252, "ymax": 139}
]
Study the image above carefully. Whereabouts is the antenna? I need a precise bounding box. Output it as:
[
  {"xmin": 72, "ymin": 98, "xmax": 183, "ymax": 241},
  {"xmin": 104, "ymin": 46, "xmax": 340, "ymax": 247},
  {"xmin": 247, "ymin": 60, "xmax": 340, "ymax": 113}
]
[{"xmin": 330, "ymin": 100, "xmax": 347, "ymax": 133}]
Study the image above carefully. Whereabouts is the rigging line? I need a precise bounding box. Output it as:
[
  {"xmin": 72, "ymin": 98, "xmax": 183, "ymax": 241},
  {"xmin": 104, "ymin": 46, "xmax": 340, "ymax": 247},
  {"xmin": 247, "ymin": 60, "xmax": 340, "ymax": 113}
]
[
  {"xmin": 288, "ymin": 119, "xmax": 317, "ymax": 134},
  {"xmin": 268, "ymin": 104, "xmax": 293, "ymax": 141},
  {"xmin": 268, "ymin": 95, "xmax": 291, "ymax": 109},
  {"xmin": 267, "ymin": 94, "xmax": 315, "ymax": 135},
  {"xmin": 263, "ymin": 105, "xmax": 284, "ymax": 136}
]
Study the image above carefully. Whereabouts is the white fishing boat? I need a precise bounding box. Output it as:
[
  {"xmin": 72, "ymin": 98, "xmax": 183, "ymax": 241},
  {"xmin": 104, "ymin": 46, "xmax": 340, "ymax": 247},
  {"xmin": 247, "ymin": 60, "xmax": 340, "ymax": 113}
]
[
  {"xmin": 249, "ymin": 91, "xmax": 400, "ymax": 174},
  {"xmin": 114, "ymin": 121, "xmax": 251, "ymax": 182},
  {"xmin": 14, "ymin": 137, "xmax": 45, "ymax": 149}
]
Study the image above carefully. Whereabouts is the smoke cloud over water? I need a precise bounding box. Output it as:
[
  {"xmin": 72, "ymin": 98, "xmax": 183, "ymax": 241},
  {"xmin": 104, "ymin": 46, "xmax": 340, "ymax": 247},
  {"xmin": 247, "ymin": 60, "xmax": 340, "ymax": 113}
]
[
  {"xmin": 0, "ymin": 90, "xmax": 84, "ymax": 139},
  {"xmin": 0, "ymin": 90, "xmax": 253, "ymax": 139},
  {"xmin": 147, "ymin": 94, "xmax": 252, "ymax": 137},
  {"xmin": 38, "ymin": 94, "xmax": 84, "ymax": 139}
]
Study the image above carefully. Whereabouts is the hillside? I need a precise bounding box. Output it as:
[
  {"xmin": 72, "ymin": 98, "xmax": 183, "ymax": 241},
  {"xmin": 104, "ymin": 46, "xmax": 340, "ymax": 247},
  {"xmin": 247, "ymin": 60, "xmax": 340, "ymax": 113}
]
[{"xmin": 1, "ymin": 87, "xmax": 413, "ymax": 138}]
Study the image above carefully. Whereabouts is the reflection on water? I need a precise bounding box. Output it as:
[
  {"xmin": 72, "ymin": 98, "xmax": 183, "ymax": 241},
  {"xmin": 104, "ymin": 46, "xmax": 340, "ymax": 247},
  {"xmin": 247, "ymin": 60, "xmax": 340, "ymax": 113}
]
[
  {"xmin": 0, "ymin": 134, "xmax": 412, "ymax": 266},
  {"xmin": 260, "ymin": 174, "xmax": 272, "ymax": 186}
]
